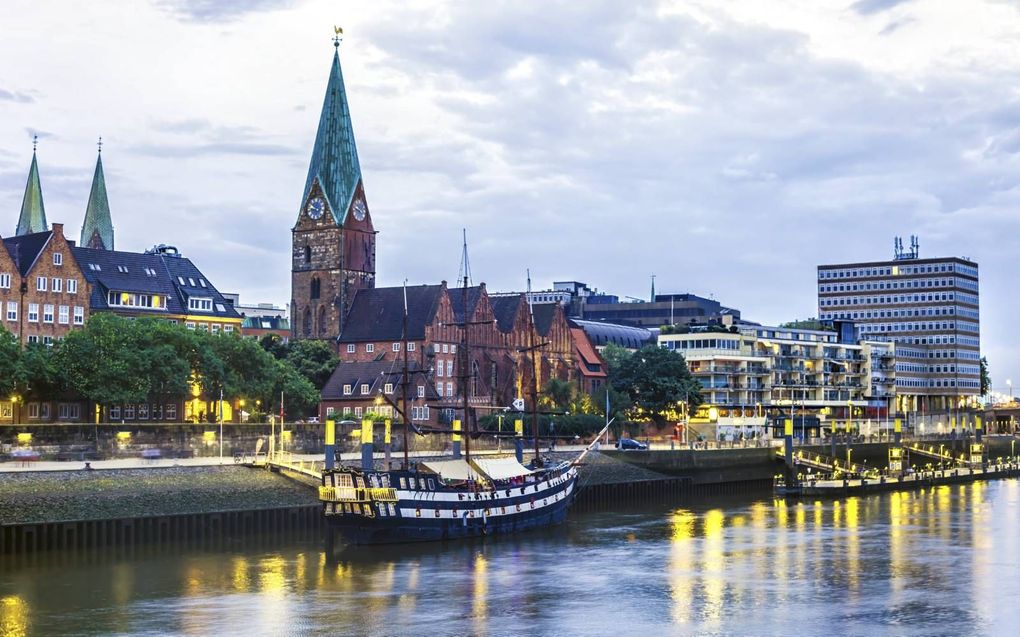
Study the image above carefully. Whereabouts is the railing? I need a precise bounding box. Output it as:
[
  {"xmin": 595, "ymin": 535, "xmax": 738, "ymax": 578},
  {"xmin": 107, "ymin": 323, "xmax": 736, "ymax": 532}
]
[
  {"xmin": 319, "ymin": 486, "xmax": 398, "ymax": 503},
  {"xmin": 263, "ymin": 451, "xmax": 324, "ymax": 479}
]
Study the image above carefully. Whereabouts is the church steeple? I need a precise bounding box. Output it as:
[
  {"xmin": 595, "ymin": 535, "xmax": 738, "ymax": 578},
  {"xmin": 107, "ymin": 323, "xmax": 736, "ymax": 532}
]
[
  {"xmin": 16, "ymin": 137, "xmax": 48, "ymax": 236},
  {"xmin": 301, "ymin": 35, "xmax": 364, "ymax": 225},
  {"xmin": 81, "ymin": 139, "xmax": 114, "ymax": 250}
]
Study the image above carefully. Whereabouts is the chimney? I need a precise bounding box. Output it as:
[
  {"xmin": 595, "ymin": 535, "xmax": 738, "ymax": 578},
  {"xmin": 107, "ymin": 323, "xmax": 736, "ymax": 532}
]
[{"xmin": 51, "ymin": 222, "xmax": 63, "ymax": 237}]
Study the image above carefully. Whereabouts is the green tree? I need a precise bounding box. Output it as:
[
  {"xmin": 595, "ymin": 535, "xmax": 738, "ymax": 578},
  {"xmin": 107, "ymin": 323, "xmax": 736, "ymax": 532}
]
[
  {"xmin": 58, "ymin": 314, "xmax": 149, "ymax": 408},
  {"xmin": 0, "ymin": 325, "xmax": 18, "ymax": 397},
  {"xmin": 980, "ymin": 356, "xmax": 991, "ymax": 396},
  {"xmin": 15, "ymin": 342, "xmax": 65, "ymax": 401},
  {"xmin": 612, "ymin": 345, "xmax": 702, "ymax": 426},
  {"xmin": 542, "ymin": 377, "xmax": 573, "ymax": 412},
  {"xmin": 600, "ymin": 342, "xmax": 630, "ymax": 375},
  {"xmin": 271, "ymin": 358, "xmax": 321, "ymax": 418},
  {"xmin": 135, "ymin": 318, "xmax": 198, "ymax": 406},
  {"xmin": 200, "ymin": 332, "xmax": 277, "ymax": 401},
  {"xmin": 285, "ymin": 340, "xmax": 339, "ymax": 389}
]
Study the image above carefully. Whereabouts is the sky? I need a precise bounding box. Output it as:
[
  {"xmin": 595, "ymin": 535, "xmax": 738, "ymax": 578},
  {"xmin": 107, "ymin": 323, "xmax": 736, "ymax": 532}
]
[{"xmin": 1, "ymin": 0, "xmax": 1019, "ymax": 390}]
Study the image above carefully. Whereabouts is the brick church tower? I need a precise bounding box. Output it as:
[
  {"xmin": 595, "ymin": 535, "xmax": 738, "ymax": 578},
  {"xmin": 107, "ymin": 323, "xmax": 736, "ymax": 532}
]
[{"xmin": 291, "ymin": 38, "xmax": 376, "ymax": 342}]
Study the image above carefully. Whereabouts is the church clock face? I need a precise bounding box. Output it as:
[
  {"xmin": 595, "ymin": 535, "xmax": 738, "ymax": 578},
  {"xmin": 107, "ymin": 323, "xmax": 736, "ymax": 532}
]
[
  {"xmin": 308, "ymin": 197, "xmax": 325, "ymax": 220},
  {"xmin": 352, "ymin": 198, "xmax": 367, "ymax": 221}
]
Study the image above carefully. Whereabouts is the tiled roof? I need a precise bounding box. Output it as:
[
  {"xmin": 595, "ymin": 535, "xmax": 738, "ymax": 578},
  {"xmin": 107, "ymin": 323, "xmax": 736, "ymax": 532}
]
[
  {"xmin": 532, "ymin": 302, "xmax": 558, "ymax": 337},
  {"xmin": 339, "ymin": 284, "xmax": 444, "ymax": 343},
  {"xmin": 80, "ymin": 153, "xmax": 114, "ymax": 250},
  {"xmin": 2, "ymin": 231, "xmax": 51, "ymax": 276},
  {"xmin": 16, "ymin": 152, "xmax": 47, "ymax": 236},
  {"xmin": 302, "ymin": 48, "xmax": 363, "ymax": 225},
  {"xmin": 570, "ymin": 327, "xmax": 607, "ymax": 378},
  {"xmin": 489, "ymin": 295, "xmax": 524, "ymax": 333},
  {"xmin": 321, "ymin": 360, "xmax": 437, "ymax": 400},
  {"xmin": 73, "ymin": 246, "xmax": 241, "ymax": 320},
  {"xmin": 450, "ymin": 285, "xmax": 484, "ymax": 324}
]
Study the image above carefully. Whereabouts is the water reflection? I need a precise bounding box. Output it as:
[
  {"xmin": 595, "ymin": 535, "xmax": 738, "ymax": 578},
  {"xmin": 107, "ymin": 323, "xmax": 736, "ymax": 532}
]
[{"xmin": 2, "ymin": 481, "xmax": 1020, "ymax": 636}]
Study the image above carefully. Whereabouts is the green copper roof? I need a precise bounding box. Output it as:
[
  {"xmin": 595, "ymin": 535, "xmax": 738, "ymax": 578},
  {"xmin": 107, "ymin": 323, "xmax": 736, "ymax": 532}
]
[
  {"xmin": 81, "ymin": 153, "xmax": 114, "ymax": 250},
  {"xmin": 302, "ymin": 47, "xmax": 363, "ymax": 225},
  {"xmin": 16, "ymin": 151, "xmax": 47, "ymax": 236}
]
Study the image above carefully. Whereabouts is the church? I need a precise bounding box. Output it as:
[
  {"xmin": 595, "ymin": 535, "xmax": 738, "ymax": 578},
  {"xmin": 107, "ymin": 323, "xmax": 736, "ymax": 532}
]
[{"xmin": 293, "ymin": 39, "xmax": 605, "ymax": 426}]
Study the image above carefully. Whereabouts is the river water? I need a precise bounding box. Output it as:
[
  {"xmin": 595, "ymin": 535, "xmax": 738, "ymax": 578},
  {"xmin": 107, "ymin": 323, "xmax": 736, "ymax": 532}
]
[{"xmin": 3, "ymin": 480, "xmax": 1020, "ymax": 636}]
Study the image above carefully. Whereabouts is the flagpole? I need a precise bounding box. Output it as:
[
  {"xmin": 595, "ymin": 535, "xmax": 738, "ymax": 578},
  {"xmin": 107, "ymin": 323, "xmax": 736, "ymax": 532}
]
[{"xmin": 219, "ymin": 388, "xmax": 224, "ymax": 463}]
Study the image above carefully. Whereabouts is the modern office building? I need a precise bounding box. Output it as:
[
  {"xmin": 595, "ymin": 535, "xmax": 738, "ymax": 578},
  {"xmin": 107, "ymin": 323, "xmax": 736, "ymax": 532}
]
[
  {"xmin": 817, "ymin": 237, "xmax": 980, "ymax": 412},
  {"xmin": 581, "ymin": 292, "xmax": 741, "ymax": 329}
]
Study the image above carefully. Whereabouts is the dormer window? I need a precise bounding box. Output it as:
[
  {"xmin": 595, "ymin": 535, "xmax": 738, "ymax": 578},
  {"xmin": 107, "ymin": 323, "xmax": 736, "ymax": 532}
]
[
  {"xmin": 199, "ymin": 278, "xmax": 207, "ymax": 288},
  {"xmin": 343, "ymin": 384, "xmax": 352, "ymax": 396},
  {"xmin": 188, "ymin": 297, "xmax": 213, "ymax": 311},
  {"xmin": 117, "ymin": 265, "xmax": 128, "ymax": 273},
  {"xmin": 360, "ymin": 384, "xmax": 369, "ymax": 395}
]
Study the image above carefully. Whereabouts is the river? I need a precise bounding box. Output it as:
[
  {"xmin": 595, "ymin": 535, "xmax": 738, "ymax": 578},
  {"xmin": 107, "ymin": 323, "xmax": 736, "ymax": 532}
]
[{"xmin": 3, "ymin": 480, "xmax": 1020, "ymax": 636}]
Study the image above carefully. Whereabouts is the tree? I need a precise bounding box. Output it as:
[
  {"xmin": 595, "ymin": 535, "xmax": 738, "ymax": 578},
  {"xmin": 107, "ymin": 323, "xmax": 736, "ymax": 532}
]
[
  {"xmin": 58, "ymin": 314, "xmax": 150, "ymax": 408},
  {"xmin": 0, "ymin": 325, "xmax": 18, "ymax": 398},
  {"xmin": 15, "ymin": 342, "xmax": 65, "ymax": 401},
  {"xmin": 134, "ymin": 318, "xmax": 198, "ymax": 407},
  {"xmin": 285, "ymin": 340, "xmax": 339, "ymax": 390},
  {"xmin": 612, "ymin": 345, "xmax": 702, "ymax": 426},
  {"xmin": 980, "ymin": 356, "xmax": 991, "ymax": 396},
  {"xmin": 541, "ymin": 377, "xmax": 573, "ymax": 412},
  {"xmin": 271, "ymin": 358, "xmax": 321, "ymax": 418},
  {"xmin": 600, "ymin": 342, "xmax": 630, "ymax": 375}
]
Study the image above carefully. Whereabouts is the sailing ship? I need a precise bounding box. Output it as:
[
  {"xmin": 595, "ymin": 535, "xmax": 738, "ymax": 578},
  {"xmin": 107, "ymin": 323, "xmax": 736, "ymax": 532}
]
[{"xmin": 319, "ymin": 254, "xmax": 599, "ymax": 545}]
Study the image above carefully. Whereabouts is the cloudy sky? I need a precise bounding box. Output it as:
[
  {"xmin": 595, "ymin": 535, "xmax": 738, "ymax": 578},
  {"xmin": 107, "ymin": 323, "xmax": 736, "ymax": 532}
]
[{"xmin": 1, "ymin": 0, "xmax": 1018, "ymax": 388}]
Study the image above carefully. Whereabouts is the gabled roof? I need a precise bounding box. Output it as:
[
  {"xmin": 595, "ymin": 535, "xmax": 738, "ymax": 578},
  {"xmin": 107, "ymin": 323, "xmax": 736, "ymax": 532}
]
[
  {"xmin": 321, "ymin": 360, "xmax": 437, "ymax": 401},
  {"xmin": 73, "ymin": 246, "xmax": 241, "ymax": 320},
  {"xmin": 81, "ymin": 153, "xmax": 114, "ymax": 250},
  {"xmin": 490, "ymin": 295, "xmax": 525, "ymax": 333},
  {"xmin": 2, "ymin": 231, "xmax": 52, "ymax": 276},
  {"xmin": 450, "ymin": 285, "xmax": 484, "ymax": 324},
  {"xmin": 532, "ymin": 302, "xmax": 559, "ymax": 337},
  {"xmin": 570, "ymin": 327, "xmax": 607, "ymax": 379},
  {"xmin": 302, "ymin": 46, "xmax": 363, "ymax": 225},
  {"xmin": 16, "ymin": 151, "xmax": 47, "ymax": 236},
  {"xmin": 339, "ymin": 284, "xmax": 444, "ymax": 342}
]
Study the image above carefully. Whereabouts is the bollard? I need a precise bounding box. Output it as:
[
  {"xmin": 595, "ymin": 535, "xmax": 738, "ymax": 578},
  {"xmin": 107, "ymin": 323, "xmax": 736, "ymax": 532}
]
[
  {"xmin": 361, "ymin": 419, "xmax": 374, "ymax": 471},
  {"xmin": 384, "ymin": 419, "xmax": 392, "ymax": 470},
  {"xmin": 325, "ymin": 419, "xmax": 336, "ymax": 471},
  {"xmin": 452, "ymin": 419, "xmax": 462, "ymax": 459},
  {"xmin": 894, "ymin": 417, "xmax": 902, "ymax": 446},
  {"xmin": 976, "ymin": 415, "xmax": 983, "ymax": 444},
  {"xmin": 514, "ymin": 419, "xmax": 524, "ymax": 464}
]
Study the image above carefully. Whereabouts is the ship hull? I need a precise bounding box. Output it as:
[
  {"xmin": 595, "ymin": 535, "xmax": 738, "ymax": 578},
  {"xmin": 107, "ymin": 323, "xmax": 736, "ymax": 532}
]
[{"xmin": 321, "ymin": 465, "xmax": 577, "ymax": 545}]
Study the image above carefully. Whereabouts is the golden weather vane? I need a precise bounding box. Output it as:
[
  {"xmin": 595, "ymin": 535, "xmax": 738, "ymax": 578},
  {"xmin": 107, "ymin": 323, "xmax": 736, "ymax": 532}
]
[{"xmin": 333, "ymin": 25, "xmax": 343, "ymax": 48}]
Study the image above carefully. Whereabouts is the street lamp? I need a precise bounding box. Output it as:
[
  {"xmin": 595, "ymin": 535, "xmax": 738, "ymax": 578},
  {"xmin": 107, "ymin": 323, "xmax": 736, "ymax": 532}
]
[{"xmin": 10, "ymin": 395, "xmax": 20, "ymax": 425}]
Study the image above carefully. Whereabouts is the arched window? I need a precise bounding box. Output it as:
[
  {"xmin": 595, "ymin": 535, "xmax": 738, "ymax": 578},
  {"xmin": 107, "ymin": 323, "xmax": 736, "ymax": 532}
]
[
  {"xmin": 302, "ymin": 307, "xmax": 312, "ymax": 337},
  {"xmin": 303, "ymin": 246, "xmax": 311, "ymax": 265},
  {"xmin": 311, "ymin": 277, "xmax": 321, "ymax": 300},
  {"xmin": 318, "ymin": 306, "xmax": 328, "ymax": 337}
]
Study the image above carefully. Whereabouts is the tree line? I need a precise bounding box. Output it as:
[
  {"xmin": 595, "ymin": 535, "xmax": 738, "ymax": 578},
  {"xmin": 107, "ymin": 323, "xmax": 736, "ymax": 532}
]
[{"xmin": 0, "ymin": 315, "xmax": 338, "ymax": 421}]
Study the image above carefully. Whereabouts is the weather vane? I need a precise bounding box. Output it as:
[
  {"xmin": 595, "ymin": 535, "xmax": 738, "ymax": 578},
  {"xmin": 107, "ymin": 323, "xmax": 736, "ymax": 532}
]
[
  {"xmin": 32, "ymin": 134, "xmax": 37, "ymax": 153},
  {"xmin": 333, "ymin": 25, "xmax": 343, "ymax": 49},
  {"xmin": 98, "ymin": 136, "xmax": 103, "ymax": 154}
]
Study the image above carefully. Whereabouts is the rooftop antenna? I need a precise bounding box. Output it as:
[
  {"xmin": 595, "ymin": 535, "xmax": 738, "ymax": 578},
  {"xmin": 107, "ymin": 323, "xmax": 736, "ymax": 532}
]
[{"xmin": 458, "ymin": 228, "xmax": 472, "ymax": 288}]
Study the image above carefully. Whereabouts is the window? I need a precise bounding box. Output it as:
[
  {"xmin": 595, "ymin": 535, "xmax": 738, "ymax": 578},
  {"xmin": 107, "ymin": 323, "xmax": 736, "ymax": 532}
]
[
  {"xmin": 165, "ymin": 404, "xmax": 177, "ymax": 420},
  {"xmin": 28, "ymin": 304, "xmax": 38, "ymax": 322},
  {"xmin": 5, "ymin": 301, "xmax": 15, "ymax": 322},
  {"xmin": 199, "ymin": 278, "xmax": 207, "ymax": 288},
  {"xmin": 138, "ymin": 404, "xmax": 149, "ymax": 420},
  {"xmin": 50, "ymin": 277, "xmax": 61, "ymax": 293},
  {"xmin": 437, "ymin": 385, "xmax": 443, "ymax": 397},
  {"xmin": 188, "ymin": 297, "xmax": 213, "ymax": 311},
  {"xmin": 144, "ymin": 267, "xmax": 157, "ymax": 277},
  {"xmin": 67, "ymin": 279, "xmax": 77, "ymax": 294},
  {"xmin": 37, "ymin": 276, "xmax": 47, "ymax": 291},
  {"xmin": 347, "ymin": 344, "xmax": 355, "ymax": 353},
  {"xmin": 0, "ymin": 273, "xmax": 10, "ymax": 289},
  {"xmin": 446, "ymin": 382, "xmax": 453, "ymax": 397},
  {"xmin": 188, "ymin": 278, "xmax": 196, "ymax": 286},
  {"xmin": 124, "ymin": 404, "xmax": 135, "ymax": 420},
  {"xmin": 343, "ymin": 384, "xmax": 352, "ymax": 395},
  {"xmin": 384, "ymin": 383, "xmax": 394, "ymax": 394},
  {"xmin": 110, "ymin": 406, "xmax": 121, "ymax": 420},
  {"xmin": 446, "ymin": 360, "xmax": 453, "ymax": 377},
  {"xmin": 185, "ymin": 322, "xmax": 196, "ymax": 330},
  {"xmin": 450, "ymin": 344, "xmax": 457, "ymax": 354},
  {"xmin": 27, "ymin": 335, "xmax": 38, "ymax": 344},
  {"xmin": 303, "ymin": 246, "xmax": 311, "ymax": 264},
  {"xmin": 437, "ymin": 362, "xmax": 444, "ymax": 377},
  {"xmin": 211, "ymin": 324, "xmax": 220, "ymax": 334},
  {"xmin": 366, "ymin": 344, "xmax": 375, "ymax": 353},
  {"xmin": 442, "ymin": 344, "xmax": 449, "ymax": 353},
  {"xmin": 360, "ymin": 383, "xmax": 369, "ymax": 395},
  {"xmin": 392, "ymin": 342, "xmax": 400, "ymax": 352},
  {"xmin": 43, "ymin": 304, "xmax": 54, "ymax": 323},
  {"xmin": 117, "ymin": 265, "xmax": 128, "ymax": 273},
  {"xmin": 177, "ymin": 276, "xmax": 186, "ymax": 285},
  {"xmin": 354, "ymin": 407, "xmax": 363, "ymax": 417},
  {"xmin": 73, "ymin": 306, "xmax": 84, "ymax": 325},
  {"xmin": 58, "ymin": 305, "xmax": 69, "ymax": 325},
  {"xmin": 408, "ymin": 342, "xmax": 416, "ymax": 352},
  {"xmin": 224, "ymin": 325, "xmax": 234, "ymax": 333},
  {"xmin": 53, "ymin": 253, "xmax": 62, "ymax": 266},
  {"xmin": 417, "ymin": 385, "xmax": 425, "ymax": 398},
  {"xmin": 310, "ymin": 278, "xmax": 321, "ymax": 299}
]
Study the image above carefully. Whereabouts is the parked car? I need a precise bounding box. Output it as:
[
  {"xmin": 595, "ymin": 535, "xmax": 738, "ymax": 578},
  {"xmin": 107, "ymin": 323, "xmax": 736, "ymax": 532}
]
[{"xmin": 615, "ymin": 438, "xmax": 648, "ymax": 451}]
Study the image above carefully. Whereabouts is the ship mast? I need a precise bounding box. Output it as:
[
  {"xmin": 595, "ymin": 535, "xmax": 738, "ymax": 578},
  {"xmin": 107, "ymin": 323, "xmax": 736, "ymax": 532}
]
[
  {"xmin": 459, "ymin": 229, "xmax": 473, "ymax": 462},
  {"xmin": 526, "ymin": 270, "xmax": 542, "ymax": 466},
  {"xmin": 401, "ymin": 280, "xmax": 411, "ymax": 469}
]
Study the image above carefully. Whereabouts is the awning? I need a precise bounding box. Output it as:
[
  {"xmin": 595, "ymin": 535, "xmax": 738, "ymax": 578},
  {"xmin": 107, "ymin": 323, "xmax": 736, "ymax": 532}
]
[
  {"xmin": 471, "ymin": 456, "xmax": 533, "ymax": 480},
  {"xmin": 420, "ymin": 459, "xmax": 478, "ymax": 482}
]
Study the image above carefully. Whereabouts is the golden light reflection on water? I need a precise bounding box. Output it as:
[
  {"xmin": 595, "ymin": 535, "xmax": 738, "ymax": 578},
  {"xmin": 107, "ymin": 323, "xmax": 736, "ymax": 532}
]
[
  {"xmin": 889, "ymin": 491, "xmax": 905, "ymax": 598},
  {"xmin": 473, "ymin": 552, "xmax": 489, "ymax": 635},
  {"xmin": 669, "ymin": 509, "xmax": 696, "ymax": 626},
  {"xmin": 701, "ymin": 509, "xmax": 726, "ymax": 629},
  {"xmin": 231, "ymin": 556, "xmax": 250, "ymax": 593},
  {"xmin": 0, "ymin": 595, "xmax": 28, "ymax": 637},
  {"xmin": 845, "ymin": 498, "xmax": 860, "ymax": 593}
]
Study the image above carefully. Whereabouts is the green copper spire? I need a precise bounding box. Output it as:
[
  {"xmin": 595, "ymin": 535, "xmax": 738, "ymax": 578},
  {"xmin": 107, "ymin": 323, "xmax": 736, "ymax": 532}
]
[
  {"xmin": 81, "ymin": 141, "xmax": 114, "ymax": 250},
  {"xmin": 301, "ymin": 39, "xmax": 363, "ymax": 225},
  {"xmin": 16, "ymin": 137, "xmax": 47, "ymax": 236}
]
